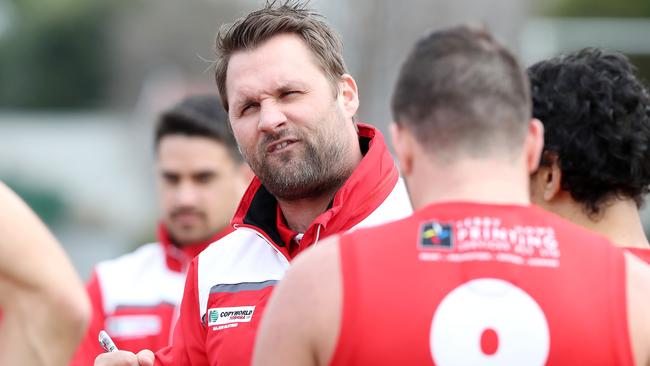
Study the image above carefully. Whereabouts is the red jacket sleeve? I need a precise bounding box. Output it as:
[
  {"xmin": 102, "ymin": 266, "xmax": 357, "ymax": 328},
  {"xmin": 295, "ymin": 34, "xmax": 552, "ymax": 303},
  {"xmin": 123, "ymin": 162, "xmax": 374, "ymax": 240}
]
[
  {"xmin": 155, "ymin": 258, "xmax": 209, "ymax": 365},
  {"xmin": 69, "ymin": 270, "xmax": 106, "ymax": 366}
]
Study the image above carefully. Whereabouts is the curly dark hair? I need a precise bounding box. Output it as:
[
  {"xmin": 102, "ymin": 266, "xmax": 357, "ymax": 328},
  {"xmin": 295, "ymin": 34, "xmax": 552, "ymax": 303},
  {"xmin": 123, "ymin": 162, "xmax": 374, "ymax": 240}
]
[{"xmin": 528, "ymin": 48, "xmax": 650, "ymax": 215}]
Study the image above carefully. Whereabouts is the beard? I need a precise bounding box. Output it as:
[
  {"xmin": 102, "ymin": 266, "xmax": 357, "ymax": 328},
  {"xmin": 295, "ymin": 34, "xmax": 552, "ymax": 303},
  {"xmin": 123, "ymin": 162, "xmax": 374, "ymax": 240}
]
[
  {"xmin": 243, "ymin": 113, "xmax": 355, "ymax": 201},
  {"xmin": 166, "ymin": 209, "xmax": 209, "ymax": 245}
]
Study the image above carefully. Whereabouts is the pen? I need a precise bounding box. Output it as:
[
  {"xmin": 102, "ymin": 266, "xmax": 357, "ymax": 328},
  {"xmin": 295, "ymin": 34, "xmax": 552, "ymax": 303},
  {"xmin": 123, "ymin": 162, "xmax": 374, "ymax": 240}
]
[{"xmin": 98, "ymin": 330, "xmax": 118, "ymax": 352}]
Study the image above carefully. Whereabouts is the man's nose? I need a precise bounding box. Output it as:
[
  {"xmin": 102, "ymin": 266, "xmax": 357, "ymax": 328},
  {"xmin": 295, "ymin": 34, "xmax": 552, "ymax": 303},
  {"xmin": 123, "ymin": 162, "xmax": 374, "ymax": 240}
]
[
  {"xmin": 175, "ymin": 181, "xmax": 199, "ymax": 206},
  {"xmin": 258, "ymin": 100, "xmax": 287, "ymax": 132}
]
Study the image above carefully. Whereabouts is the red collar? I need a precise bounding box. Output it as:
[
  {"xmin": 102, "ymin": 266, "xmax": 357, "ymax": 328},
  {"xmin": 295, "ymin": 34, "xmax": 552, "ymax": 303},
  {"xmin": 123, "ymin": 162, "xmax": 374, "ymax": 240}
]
[
  {"xmin": 275, "ymin": 205, "xmax": 299, "ymax": 250},
  {"xmin": 231, "ymin": 123, "xmax": 399, "ymax": 260},
  {"xmin": 158, "ymin": 223, "xmax": 232, "ymax": 272}
]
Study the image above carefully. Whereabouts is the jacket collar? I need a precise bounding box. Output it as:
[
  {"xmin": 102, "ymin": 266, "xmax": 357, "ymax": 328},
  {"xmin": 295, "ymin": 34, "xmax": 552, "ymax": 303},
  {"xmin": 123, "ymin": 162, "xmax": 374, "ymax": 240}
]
[
  {"xmin": 158, "ymin": 223, "xmax": 232, "ymax": 272},
  {"xmin": 231, "ymin": 123, "xmax": 399, "ymax": 260}
]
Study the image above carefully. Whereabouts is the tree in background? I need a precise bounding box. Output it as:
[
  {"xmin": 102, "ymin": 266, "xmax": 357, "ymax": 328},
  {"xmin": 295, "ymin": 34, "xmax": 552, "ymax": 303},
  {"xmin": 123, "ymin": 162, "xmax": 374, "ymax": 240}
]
[
  {"xmin": 550, "ymin": 0, "xmax": 650, "ymax": 18},
  {"xmin": 545, "ymin": 0, "xmax": 650, "ymax": 88},
  {"xmin": 0, "ymin": 0, "xmax": 116, "ymax": 109}
]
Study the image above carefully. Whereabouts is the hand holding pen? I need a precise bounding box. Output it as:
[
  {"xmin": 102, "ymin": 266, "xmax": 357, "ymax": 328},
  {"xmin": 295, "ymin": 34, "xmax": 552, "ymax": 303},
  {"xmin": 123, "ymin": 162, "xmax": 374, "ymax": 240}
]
[
  {"xmin": 94, "ymin": 330, "xmax": 155, "ymax": 366},
  {"xmin": 99, "ymin": 330, "xmax": 118, "ymax": 353}
]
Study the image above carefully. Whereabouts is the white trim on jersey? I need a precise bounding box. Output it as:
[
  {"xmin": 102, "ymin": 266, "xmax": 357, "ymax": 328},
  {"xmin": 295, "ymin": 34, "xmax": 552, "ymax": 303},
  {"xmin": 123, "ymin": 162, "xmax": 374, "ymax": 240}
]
[{"xmin": 97, "ymin": 243, "xmax": 187, "ymax": 314}]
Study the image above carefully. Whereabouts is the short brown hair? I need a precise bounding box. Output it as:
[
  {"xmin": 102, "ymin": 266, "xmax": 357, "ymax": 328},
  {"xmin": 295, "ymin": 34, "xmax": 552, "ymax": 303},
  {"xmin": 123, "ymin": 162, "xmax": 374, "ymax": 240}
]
[
  {"xmin": 214, "ymin": 0, "xmax": 347, "ymax": 111},
  {"xmin": 391, "ymin": 25, "xmax": 531, "ymax": 160}
]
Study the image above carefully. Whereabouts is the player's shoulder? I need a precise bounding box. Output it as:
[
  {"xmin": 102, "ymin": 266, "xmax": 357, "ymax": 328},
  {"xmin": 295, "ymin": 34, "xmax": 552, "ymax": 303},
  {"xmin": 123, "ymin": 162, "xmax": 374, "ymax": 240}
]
[
  {"xmin": 95, "ymin": 242, "xmax": 163, "ymax": 277},
  {"xmin": 196, "ymin": 228, "xmax": 289, "ymax": 288},
  {"xmin": 278, "ymin": 235, "xmax": 341, "ymax": 307},
  {"xmin": 198, "ymin": 228, "xmax": 279, "ymax": 264},
  {"xmin": 344, "ymin": 209, "xmax": 420, "ymax": 243},
  {"xmin": 295, "ymin": 235, "xmax": 340, "ymax": 271},
  {"xmin": 528, "ymin": 205, "xmax": 611, "ymax": 242}
]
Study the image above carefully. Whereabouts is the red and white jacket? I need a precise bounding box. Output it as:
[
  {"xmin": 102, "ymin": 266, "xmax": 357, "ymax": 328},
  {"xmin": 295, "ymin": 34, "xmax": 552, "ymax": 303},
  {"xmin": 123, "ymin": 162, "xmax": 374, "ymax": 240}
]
[
  {"xmin": 70, "ymin": 225, "xmax": 230, "ymax": 366},
  {"xmin": 154, "ymin": 124, "xmax": 413, "ymax": 365},
  {"xmin": 628, "ymin": 247, "xmax": 650, "ymax": 264}
]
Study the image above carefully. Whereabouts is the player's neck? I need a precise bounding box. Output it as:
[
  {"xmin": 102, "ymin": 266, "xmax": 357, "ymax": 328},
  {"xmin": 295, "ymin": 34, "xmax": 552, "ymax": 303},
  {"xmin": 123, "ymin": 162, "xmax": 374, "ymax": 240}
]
[
  {"xmin": 407, "ymin": 158, "xmax": 531, "ymax": 210},
  {"xmin": 568, "ymin": 199, "xmax": 649, "ymax": 249},
  {"xmin": 277, "ymin": 192, "xmax": 337, "ymax": 233}
]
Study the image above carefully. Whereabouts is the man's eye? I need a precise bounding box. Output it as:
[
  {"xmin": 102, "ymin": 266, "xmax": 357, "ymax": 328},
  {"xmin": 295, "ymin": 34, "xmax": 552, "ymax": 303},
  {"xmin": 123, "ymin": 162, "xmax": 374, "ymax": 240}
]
[
  {"xmin": 163, "ymin": 175, "xmax": 179, "ymax": 184},
  {"xmin": 195, "ymin": 173, "xmax": 215, "ymax": 184},
  {"xmin": 280, "ymin": 91, "xmax": 298, "ymax": 98},
  {"xmin": 241, "ymin": 103, "xmax": 258, "ymax": 115}
]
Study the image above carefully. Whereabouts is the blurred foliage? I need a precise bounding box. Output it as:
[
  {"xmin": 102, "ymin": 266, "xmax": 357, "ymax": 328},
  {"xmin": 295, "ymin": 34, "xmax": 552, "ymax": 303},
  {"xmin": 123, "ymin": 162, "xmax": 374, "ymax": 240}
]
[
  {"xmin": 3, "ymin": 176, "xmax": 67, "ymax": 226},
  {"xmin": 0, "ymin": 0, "xmax": 116, "ymax": 109},
  {"xmin": 629, "ymin": 55, "xmax": 650, "ymax": 87},
  {"xmin": 543, "ymin": 0, "xmax": 650, "ymax": 87},
  {"xmin": 548, "ymin": 0, "xmax": 650, "ymax": 17}
]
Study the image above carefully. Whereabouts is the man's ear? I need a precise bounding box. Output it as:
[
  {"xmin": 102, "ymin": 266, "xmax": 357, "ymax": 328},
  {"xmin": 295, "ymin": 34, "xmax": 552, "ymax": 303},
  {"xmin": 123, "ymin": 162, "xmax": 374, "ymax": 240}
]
[
  {"xmin": 390, "ymin": 122, "xmax": 413, "ymax": 176},
  {"xmin": 525, "ymin": 118, "xmax": 545, "ymax": 174},
  {"xmin": 338, "ymin": 74, "xmax": 359, "ymax": 119},
  {"xmin": 535, "ymin": 152, "xmax": 562, "ymax": 202},
  {"xmin": 543, "ymin": 162, "xmax": 563, "ymax": 201}
]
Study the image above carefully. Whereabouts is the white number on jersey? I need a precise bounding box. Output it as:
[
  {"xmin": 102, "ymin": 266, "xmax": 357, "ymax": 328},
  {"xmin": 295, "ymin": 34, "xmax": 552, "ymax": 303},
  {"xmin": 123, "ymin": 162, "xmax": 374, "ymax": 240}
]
[{"xmin": 430, "ymin": 278, "xmax": 550, "ymax": 365}]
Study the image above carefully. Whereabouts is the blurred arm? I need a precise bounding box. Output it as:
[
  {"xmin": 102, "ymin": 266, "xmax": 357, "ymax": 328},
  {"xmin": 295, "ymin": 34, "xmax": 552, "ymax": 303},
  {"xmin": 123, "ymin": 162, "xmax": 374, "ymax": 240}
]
[
  {"xmin": 0, "ymin": 181, "xmax": 91, "ymax": 366},
  {"xmin": 70, "ymin": 271, "xmax": 108, "ymax": 365}
]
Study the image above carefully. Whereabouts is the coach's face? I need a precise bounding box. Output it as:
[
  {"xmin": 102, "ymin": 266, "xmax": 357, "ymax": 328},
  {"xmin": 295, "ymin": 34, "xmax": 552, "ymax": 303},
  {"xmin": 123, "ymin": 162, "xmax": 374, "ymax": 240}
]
[{"xmin": 225, "ymin": 33, "xmax": 360, "ymax": 201}]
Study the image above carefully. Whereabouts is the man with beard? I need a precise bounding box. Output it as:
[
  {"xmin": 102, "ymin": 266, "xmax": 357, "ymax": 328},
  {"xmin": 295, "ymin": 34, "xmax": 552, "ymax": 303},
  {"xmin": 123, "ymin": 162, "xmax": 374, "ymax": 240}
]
[
  {"xmin": 95, "ymin": 1, "xmax": 412, "ymax": 365},
  {"xmin": 72, "ymin": 94, "xmax": 251, "ymax": 365},
  {"xmin": 253, "ymin": 26, "xmax": 650, "ymax": 366},
  {"xmin": 527, "ymin": 48, "xmax": 650, "ymax": 262}
]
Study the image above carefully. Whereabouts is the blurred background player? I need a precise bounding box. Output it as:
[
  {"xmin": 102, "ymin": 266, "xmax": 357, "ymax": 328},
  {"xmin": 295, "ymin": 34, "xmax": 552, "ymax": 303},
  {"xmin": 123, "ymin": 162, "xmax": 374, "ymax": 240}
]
[
  {"xmin": 254, "ymin": 25, "xmax": 650, "ymax": 365},
  {"xmin": 70, "ymin": 94, "xmax": 251, "ymax": 364},
  {"xmin": 528, "ymin": 48, "xmax": 650, "ymax": 259},
  {"xmin": 0, "ymin": 181, "xmax": 90, "ymax": 365}
]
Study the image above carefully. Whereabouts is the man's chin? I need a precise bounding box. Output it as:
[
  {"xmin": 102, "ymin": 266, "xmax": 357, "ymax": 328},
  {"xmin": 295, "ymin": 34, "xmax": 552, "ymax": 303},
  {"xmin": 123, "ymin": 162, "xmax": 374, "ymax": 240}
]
[{"xmin": 169, "ymin": 227, "xmax": 206, "ymax": 246}]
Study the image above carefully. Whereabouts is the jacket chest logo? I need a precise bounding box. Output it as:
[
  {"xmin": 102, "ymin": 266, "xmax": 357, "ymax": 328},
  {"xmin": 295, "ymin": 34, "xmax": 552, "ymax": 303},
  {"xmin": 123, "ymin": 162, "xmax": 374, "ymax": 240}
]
[{"xmin": 207, "ymin": 306, "xmax": 256, "ymax": 331}]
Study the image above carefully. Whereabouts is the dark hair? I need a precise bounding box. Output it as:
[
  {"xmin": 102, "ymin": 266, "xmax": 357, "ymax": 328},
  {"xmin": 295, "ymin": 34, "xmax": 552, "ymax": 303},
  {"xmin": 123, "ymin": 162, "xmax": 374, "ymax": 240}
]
[
  {"xmin": 529, "ymin": 48, "xmax": 650, "ymax": 215},
  {"xmin": 214, "ymin": 0, "xmax": 346, "ymax": 111},
  {"xmin": 155, "ymin": 94, "xmax": 242, "ymax": 163},
  {"xmin": 391, "ymin": 24, "xmax": 531, "ymax": 160}
]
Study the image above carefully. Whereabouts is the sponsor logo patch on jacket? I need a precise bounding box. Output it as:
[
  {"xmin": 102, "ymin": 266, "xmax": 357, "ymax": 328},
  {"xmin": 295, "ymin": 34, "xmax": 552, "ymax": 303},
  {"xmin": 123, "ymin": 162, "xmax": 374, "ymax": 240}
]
[{"xmin": 207, "ymin": 306, "xmax": 256, "ymax": 330}]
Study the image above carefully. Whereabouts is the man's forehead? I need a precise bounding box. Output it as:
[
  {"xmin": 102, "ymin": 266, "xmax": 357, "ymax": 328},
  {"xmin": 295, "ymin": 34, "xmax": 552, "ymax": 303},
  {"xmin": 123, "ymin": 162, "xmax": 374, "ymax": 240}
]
[
  {"xmin": 233, "ymin": 78, "xmax": 309, "ymax": 98},
  {"xmin": 158, "ymin": 159, "xmax": 226, "ymax": 173},
  {"xmin": 225, "ymin": 35, "xmax": 325, "ymax": 93}
]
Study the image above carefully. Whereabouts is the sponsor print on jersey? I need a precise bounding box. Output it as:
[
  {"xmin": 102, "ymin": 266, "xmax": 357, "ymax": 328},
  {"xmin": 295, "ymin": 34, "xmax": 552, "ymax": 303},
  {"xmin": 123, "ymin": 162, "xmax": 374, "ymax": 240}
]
[
  {"xmin": 207, "ymin": 306, "xmax": 255, "ymax": 331},
  {"xmin": 419, "ymin": 221, "xmax": 454, "ymax": 250},
  {"xmin": 418, "ymin": 216, "xmax": 561, "ymax": 268}
]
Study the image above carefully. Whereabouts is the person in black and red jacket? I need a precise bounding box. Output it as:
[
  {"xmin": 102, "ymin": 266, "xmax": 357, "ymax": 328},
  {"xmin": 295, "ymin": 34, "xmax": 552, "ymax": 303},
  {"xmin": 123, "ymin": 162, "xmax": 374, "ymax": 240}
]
[{"xmin": 94, "ymin": 2, "xmax": 413, "ymax": 365}]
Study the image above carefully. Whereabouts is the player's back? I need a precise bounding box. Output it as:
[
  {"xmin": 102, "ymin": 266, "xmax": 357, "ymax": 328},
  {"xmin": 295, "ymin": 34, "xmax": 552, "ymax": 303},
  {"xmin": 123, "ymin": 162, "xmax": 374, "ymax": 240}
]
[{"xmin": 331, "ymin": 202, "xmax": 633, "ymax": 366}]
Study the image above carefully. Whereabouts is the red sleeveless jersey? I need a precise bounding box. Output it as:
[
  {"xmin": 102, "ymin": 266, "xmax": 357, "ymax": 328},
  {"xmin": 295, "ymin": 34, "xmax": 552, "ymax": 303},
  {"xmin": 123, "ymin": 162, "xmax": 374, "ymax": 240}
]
[{"xmin": 331, "ymin": 202, "xmax": 633, "ymax": 366}]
